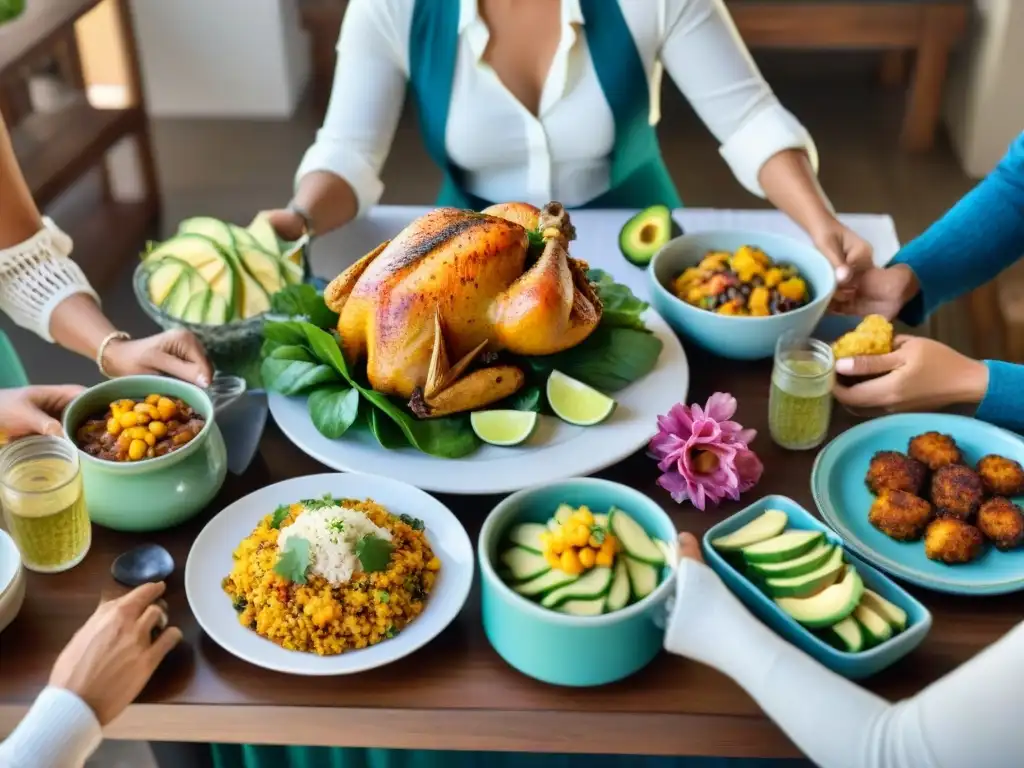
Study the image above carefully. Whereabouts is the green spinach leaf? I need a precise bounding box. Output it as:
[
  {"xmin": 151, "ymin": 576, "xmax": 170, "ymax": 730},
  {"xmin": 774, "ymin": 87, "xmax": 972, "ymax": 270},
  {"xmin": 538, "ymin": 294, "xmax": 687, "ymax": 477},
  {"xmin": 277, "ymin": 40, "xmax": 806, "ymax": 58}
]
[
  {"xmin": 356, "ymin": 534, "xmax": 395, "ymax": 573},
  {"xmin": 270, "ymin": 284, "xmax": 339, "ymax": 330},
  {"xmin": 263, "ymin": 320, "xmax": 310, "ymax": 348},
  {"xmin": 270, "ymin": 504, "xmax": 291, "ymax": 529},
  {"xmin": 530, "ymin": 326, "xmax": 663, "ymax": 392},
  {"xmin": 308, "ymin": 386, "xmax": 361, "ymax": 439},
  {"xmin": 368, "ymin": 408, "xmax": 408, "ymax": 449},
  {"xmin": 274, "ymin": 536, "xmax": 311, "ymax": 584},
  {"xmin": 260, "ymin": 355, "xmax": 338, "ymax": 395},
  {"xmin": 506, "ymin": 385, "xmax": 542, "ymax": 412},
  {"xmin": 588, "ymin": 269, "xmax": 650, "ymax": 331}
]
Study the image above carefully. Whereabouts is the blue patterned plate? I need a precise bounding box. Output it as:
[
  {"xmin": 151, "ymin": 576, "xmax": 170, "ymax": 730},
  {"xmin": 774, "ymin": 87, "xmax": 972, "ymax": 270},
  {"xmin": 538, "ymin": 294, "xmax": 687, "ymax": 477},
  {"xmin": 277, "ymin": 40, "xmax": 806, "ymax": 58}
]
[{"xmin": 811, "ymin": 413, "xmax": 1024, "ymax": 595}]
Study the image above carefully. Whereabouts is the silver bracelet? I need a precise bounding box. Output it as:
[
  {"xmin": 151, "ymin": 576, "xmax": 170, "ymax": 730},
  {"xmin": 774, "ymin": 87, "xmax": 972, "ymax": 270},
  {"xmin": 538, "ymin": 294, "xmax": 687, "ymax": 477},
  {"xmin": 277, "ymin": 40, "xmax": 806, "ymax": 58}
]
[
  {"xmin": 287, "ymin": 202, "xmax": 316, "ymax": 240},
  {"xmin": 96, "ymin": 331, "xmax": 131, "ymax": 378}
]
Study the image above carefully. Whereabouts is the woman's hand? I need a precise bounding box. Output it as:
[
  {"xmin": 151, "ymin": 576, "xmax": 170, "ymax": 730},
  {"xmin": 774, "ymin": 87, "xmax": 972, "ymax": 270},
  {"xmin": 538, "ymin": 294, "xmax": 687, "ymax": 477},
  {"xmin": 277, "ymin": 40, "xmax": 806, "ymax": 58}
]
[
  {"xmin": 0, "ymin": 385, "xmax": 84, "ymax": 441},
  {"xmin": 48, "ymin": 582, "xmax": 182, "ymax": 727},
  {"xmin": 810, "ymin": 219, "xmax": 875, "ymax": 301},
  {"xmin": 103, "ymin": 330, "xmax": 213, "ymax": 388},
  {"xmin": 830, "ymin": 263, "xmax": 920, "ymax": 319},
  {"xmin": 260, "ymin": 209, "xmax": 307, "ymax": 242},
  {"xmin": 835, "ymin": 336, "xmax": 990, "ymax": 412},
  {"xmin": 677, "ymin": 532, "xmax": 704, "ymax": 563}
]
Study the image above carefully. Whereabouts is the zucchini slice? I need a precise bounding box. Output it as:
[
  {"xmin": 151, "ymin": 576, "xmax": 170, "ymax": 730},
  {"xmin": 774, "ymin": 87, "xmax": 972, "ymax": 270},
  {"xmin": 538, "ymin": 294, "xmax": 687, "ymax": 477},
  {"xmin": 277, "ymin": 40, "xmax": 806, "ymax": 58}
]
[
  {"xmin": 609, "ymin": 507, "xmax": 664, "ymax": 565},
  {"xmin": 604, "ymin": 558, "xmax": 631, "ymax": 613},
  {"xmin": 557, "ymin": 598, "xmax": 605, "ymax": 617},
  {"xmin": 513, "ymin": 569, "xmax": 578, "ymax": 597},
  {"xmin": 500, "ymin": 547, "xmax": 550, "ymax": 583},
  {"xmin": 540, "ymin": 567, "xmax": 613, "ymax": 609},
  {"xmin": 507, "ymin": 522, "xmax": 547, "ymax": 554},
  {"xmin": 625, "ymin": 556, "xmax": 660, "ymax": 600}
]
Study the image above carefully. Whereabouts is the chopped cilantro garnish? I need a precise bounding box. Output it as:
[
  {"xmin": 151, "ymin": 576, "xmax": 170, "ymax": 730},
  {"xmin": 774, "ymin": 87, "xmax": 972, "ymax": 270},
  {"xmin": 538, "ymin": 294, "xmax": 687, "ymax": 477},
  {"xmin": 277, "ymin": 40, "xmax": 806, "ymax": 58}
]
[
  {"xmin": 398, "ymin": 513, "xmax": 425, "ymax": 531},
  {"xmin": 270, "ymin": 504, "xmax": 290, "ymax": 529},
  {"xmin": 302, "ymin": 493, "xmax": 338, "ymax": 511},
  {"xmin": 328, "ymin": 518, "xmax": 345, "ymax": 533},
  {"xmin": 274, "ymin": 536, "xmax": 311, "ymax": 584},
  {"xmin": 377, "ymin": 590, "xmax": 390, "ymax": 603},
  {"xmin": 589, "ymin": 525, "xmax": 606, "ymax": 545},
  {"xmin": 385, "ymin": 624, "xmax": 398, "ymax": 639},
  {"xmin": 356, "ymin": 534, "xmax": 395, "ymax": 573}
]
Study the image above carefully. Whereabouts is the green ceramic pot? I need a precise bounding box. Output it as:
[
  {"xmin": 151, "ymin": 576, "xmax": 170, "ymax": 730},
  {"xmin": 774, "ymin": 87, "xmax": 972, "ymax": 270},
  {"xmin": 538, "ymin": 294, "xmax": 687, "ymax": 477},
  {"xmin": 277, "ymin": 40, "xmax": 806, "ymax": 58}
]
[{"xmin": 62, "ymin": 375, "xmax": 230, "ymax": 532}]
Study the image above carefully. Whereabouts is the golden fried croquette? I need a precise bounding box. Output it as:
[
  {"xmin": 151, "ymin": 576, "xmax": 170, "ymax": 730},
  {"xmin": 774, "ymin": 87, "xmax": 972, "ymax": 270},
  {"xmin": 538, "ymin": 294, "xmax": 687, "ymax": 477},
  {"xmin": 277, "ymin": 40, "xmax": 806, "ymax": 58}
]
[
  {"xmin": 976, "ymin": 497, "xmax": 1024, "ymax": 551},
  {"xmin": 976, "ymin": 454, "xmax": 1024, "ymax": 497},
  {"xmin": 832, "ymin": 315, "xmax": 894, "ymax": 359},
  {"xmin": 865, "ymin": 451, "xmax": 927, "ymax": 495},
  {"xmin": 908, "ymin": 431, "xmax": 963, "ymax": 471},
  {"xmin": 923, "ymin": 517, "xmax": 985, "ymax": 564},
  {"xmin": 930, "ymin": 464, "xmax": 984, "ymax": 520},
  {"xmin": 869, "ymin": 490, "xmax": 933, "ymax": 541}
]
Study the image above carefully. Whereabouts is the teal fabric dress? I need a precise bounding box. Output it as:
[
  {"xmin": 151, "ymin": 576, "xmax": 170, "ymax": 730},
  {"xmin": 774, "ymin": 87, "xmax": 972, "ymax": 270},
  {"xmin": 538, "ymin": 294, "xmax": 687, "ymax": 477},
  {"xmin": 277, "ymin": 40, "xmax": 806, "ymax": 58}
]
[
  {"xmin": 0, "ymin": 331, "xmax": 29, "ymax": 388},
  {"xmin": 212, "ymin": 3, "xmax": 803, "ymax": 768}
]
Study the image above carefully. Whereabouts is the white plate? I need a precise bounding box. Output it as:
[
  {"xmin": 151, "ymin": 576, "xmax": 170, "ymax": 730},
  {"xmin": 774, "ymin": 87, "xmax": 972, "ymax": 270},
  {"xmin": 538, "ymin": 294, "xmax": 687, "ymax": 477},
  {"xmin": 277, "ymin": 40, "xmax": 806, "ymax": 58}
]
[
  {"xmin": 268, "ymin": 310, "xmax": 689, "ymax": 494},
  {"xmin": 185, "ymin": 473, "xmax": 474, "ymax": 675}
]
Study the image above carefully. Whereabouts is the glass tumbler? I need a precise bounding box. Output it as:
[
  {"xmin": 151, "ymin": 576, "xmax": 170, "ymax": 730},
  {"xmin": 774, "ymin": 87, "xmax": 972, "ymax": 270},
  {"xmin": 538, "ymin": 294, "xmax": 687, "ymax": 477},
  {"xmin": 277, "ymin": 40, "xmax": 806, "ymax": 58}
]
[{"xmin": 769, "ymin": 331, "xmax": 836, "ymax": 451}]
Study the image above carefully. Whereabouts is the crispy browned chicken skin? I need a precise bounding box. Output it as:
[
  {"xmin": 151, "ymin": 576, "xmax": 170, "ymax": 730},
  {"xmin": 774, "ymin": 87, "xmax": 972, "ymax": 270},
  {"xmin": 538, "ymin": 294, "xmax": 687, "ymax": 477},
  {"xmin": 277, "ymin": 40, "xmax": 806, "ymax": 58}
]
[
  {"xmin": 976, "ymin": 454, "xmax": 1024, "ymax": 497},
  {"xmin": 924, "ymin": 517, "xmax": 985, "ymax": 564},
  {"xmin": 869, "ymin": 490, "xmax": 933, "ymax": 541},
  {"xmin": 865, "ymin": 451, "xmax": 927, "ymax": 495},
  {"xmin": 908, "ymin": 432, "xmax": 963, "ymax": 471},
  {"xmin": 976, "ymin": 497, "xmax": 1024, "ymax": 551},
  {"xmin": 931, "ymin": 464, "xmax": 985, "ymax": 520}
]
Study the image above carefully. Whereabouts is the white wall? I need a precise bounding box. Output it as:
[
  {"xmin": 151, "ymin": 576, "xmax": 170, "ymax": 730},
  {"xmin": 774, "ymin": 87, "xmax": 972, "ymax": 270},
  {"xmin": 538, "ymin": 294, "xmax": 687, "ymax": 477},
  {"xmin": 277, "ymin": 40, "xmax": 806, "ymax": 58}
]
[
  {"xmin": 945, "ymin": 0, "xmax": 1024, "ymax": 177},
  {"xmin": 130, "ymin": 0, "xmax": 311, "ymax": 118}
]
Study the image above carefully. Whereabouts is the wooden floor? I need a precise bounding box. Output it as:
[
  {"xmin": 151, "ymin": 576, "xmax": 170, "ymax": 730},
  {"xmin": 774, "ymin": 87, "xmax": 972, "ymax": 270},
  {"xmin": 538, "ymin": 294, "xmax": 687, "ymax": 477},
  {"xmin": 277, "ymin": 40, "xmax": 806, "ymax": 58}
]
[{"xmin": 3, "ymin": 63, "xmax": 1015, "ymax": 385}]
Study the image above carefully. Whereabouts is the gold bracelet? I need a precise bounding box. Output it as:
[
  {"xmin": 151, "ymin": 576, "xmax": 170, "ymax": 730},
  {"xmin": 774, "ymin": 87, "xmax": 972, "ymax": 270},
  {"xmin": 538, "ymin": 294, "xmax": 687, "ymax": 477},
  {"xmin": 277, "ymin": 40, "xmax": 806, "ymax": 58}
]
[{"xmin": 96, "ymin": 331, "xmax": 131, "ymax": 378}]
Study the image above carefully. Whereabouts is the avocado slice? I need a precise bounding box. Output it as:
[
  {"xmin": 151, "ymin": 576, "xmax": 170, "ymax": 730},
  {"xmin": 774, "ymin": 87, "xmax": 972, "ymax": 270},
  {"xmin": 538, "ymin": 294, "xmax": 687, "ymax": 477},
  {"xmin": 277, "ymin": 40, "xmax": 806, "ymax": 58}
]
[
  {"xmin": 764, "ymin": 547, "xmax": 845, "ymax": 599},
  {"xmin": 711, "ymin": 509, "xmax": 788, "ymax": 552},
  {"xmin": 775, "ymin": 566, "xmax": 864, "ymax": 628},
  {"xmin": 860, "ymin": 589, "xmax": 908, "ymax": 633},
  {"xmin": 618, "ymin": 204, "xmax": 681, "ymax": 266},
  {"xmin": 747, "ymin": 543, "xmax": 833, "ymax": 579},
  {"xmin": 853, "ymin": 603, "xmax": 893, "ymax": 646},
  {"xmin": 742, "ymin": 530, "xmax": 823, "ymax": 564},
  {"xmin": 824, "ymin": 616, "xmax": 865, "ymax": 653}
]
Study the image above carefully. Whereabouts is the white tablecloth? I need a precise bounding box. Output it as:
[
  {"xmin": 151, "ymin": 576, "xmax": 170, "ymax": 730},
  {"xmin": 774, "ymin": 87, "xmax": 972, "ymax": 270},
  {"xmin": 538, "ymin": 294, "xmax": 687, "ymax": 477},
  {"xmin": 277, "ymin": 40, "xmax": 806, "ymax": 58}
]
[{"xmin": 312, "ymin": 207, "xmax": 901, "ymax": 303}]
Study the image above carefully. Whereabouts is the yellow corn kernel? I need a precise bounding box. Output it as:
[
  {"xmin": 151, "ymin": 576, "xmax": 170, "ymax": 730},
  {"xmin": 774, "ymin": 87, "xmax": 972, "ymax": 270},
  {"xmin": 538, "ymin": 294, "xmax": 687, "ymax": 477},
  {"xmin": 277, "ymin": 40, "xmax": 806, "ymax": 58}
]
[
  {"xmin": 110, "ymin": 405, "xmax": 124, "ymax": 420},
  {"xmin": 145, "ymin": 394, "xmax": 161, "ymax": 405},
  {"xmin": 595, "ymin": 550, "xmax": 614, "ymax": 568},
  {"xmin": 578, "ymin": 547, "xmax": 597, "ymax": 569},
  {"xmin": 119, "ymin": 399, "xmax": 136, "ymax": 410},
  {"xmin": 157, "ymin": 397, "xmax": 177, "ymax": 421},
  {"xmin": 545, "ymin": 550, "xmax": 562, "ymax": 569},
  {"xmin": 128, "ymin": 439, "xmax": 147, "ymax": 461},
  {"xmin": 549, "ymin": 531, "xmax": 566, "ymax": 555},
  {"xmin": 559, "ymin": 548, "xmax": 583, "ymax": 575},
  {"xmin": 601, "ymin": 536, "xmax": 618, "ymax": 556},
  {"xmin": 143, "ymin": 432, "xmax": 157, "ymax": 447},
  {"xmin": 588, "ymin": 534, "xmax": 604, "ymax": 549},
  {"xmin": 148, "ymin": 421, "xmax": 168, "ymax": 438},
  {"xmin": 427, "ymin": 556, "xmax": 441, "ymax": 571},
  {"xmin": 572, "ymin": 507, "xmax": 594, "ymax": 525},
  {"xmin": 106, "ymin": 418, "xmax": 122, "ymax": 436},
  {"xmin": 134, "ymin": 412, "xmax": 151, "ymax": 426},
  {"xmin": 569, "ymin": 524, "xmax": 591, "ymax": 548},
  {"xmin": 118, "ymin": 411, "xmax": 139, "ymax": 428}
]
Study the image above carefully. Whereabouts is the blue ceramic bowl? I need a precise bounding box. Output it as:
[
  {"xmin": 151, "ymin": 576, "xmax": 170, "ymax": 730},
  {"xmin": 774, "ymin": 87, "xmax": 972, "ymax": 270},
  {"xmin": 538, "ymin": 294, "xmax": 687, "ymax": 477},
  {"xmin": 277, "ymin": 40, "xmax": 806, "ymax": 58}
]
[
  {"xmin": 479, "ymin": 479, "xmax": 678, "ymax": 687},
  {"xmin": 702, "ymin": 494, "xmax": 932, "ymax": 680},
  {"xmin": 648, "ymin": 231, "xmax": 837, "ymax": 360}
]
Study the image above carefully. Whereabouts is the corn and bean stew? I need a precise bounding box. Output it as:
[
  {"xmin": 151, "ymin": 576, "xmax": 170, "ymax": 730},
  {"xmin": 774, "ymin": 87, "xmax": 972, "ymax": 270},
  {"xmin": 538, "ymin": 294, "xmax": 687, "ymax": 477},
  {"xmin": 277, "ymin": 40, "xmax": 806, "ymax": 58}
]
[
  {"xmin": 672, "ymin": 246, "xmax": 811, "ymax": 316},
  {"xmin": 76, "ymin": 395, "xmax": 205, "ymax": 462}
]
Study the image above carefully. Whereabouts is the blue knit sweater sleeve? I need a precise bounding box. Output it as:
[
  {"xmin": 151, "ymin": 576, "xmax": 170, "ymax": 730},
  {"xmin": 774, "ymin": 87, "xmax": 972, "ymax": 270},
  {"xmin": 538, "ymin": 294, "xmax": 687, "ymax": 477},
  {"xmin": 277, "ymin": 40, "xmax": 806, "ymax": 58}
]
[{"xmin": 893, "ymin": 133, "xmax": 1024, "ymax": 434}]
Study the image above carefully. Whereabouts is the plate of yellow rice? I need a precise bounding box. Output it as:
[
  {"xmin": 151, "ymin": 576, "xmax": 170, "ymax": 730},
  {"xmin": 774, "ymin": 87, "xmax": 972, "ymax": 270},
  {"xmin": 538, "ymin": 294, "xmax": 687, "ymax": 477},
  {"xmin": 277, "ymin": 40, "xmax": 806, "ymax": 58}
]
[{"xmin": 185, "ymin": 472, "xmax": 473, "ymax": 675}]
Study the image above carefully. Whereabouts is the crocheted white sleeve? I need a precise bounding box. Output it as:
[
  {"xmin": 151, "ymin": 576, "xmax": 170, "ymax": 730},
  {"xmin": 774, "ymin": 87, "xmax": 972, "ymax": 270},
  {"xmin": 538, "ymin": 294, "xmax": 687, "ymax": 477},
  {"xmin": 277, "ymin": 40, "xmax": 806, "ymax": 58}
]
[{"xmin": 0, "ymin": 218, "xmax": 100, "ymax": 342}]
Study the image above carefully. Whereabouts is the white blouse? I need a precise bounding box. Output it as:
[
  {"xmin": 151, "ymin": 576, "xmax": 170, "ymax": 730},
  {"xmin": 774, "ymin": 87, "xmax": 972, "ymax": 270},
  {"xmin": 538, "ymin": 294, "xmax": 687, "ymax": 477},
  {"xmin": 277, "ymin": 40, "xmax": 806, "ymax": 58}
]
[
  {"xmin": 297, "ymin": 0, "xmax": 818, "ymax": 216},
  {"xmin": 665, "ymin": 559, "xmax": 1024, "ymax": 767}
]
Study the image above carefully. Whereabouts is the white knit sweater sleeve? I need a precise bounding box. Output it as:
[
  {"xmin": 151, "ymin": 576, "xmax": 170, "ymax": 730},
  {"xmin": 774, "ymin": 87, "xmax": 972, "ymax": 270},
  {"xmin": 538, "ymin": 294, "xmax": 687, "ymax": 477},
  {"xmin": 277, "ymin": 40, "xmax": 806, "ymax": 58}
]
[
  {"xmin": 663, "ymin": 558, "xmax": 1024, "ymax": 768},
  {"xmin": 0, "ymin": 686, "xmax": 102, "ymax": 768},
  {"xmin": 0, "ymin": 218, "xmax": 100, "ymax": 342}
]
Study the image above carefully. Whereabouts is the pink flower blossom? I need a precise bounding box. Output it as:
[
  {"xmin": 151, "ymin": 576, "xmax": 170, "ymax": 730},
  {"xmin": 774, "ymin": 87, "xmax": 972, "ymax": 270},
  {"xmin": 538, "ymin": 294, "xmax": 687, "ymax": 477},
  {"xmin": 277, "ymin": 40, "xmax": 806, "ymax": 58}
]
[{"xmin": 648, "ymin": 392, "xmax": 763, "ymax": 510}]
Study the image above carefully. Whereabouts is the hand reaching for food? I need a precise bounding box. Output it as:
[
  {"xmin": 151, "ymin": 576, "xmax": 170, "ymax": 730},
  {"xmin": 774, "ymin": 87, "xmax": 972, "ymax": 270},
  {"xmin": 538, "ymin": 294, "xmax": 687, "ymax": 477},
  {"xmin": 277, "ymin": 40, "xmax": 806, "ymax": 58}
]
[
  {"xmin": 102, "ymin": 330, "xmax": 213, "ymax": 388},
  {"xmin": 0, "ymin": 385, "xmax": 84, "ymax": 442},
  {"xmin": 834, "ymin": 336, "xmax": 989, "ymax": 413},
  {"xmin": 830, "ymin": 263, "xmax": 919, "ymax": 319}
]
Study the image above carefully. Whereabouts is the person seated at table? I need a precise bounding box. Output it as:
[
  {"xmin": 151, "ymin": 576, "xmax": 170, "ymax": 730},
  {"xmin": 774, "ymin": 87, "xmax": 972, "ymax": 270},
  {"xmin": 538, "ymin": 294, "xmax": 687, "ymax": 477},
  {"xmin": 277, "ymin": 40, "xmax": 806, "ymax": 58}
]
[
  {"xmin": 665, "ymin": 532, "xmax": 1022, "ymax": 767},
  {"xmin": 0, "ymin": 582, "xmax": 182, "ymax": 768},
  {"xmin": 832, "ymin": 131, "xmax": 1024, "ymax": 434},
  {"xmin": 0, "ymin": 112, "xmax": 213, "ymax": 390},
  {"xmin": 263, "ymin": 0, "xmax": 872, "ymax": 290}
]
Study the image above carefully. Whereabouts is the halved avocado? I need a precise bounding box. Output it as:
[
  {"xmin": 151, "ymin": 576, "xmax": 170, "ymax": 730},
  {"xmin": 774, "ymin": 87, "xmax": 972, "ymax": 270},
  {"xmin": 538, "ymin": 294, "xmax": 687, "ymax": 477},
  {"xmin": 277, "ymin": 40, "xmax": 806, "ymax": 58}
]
[{"xmin": 618, "ymin": 204, "xmax": 682, "ymax": 267}]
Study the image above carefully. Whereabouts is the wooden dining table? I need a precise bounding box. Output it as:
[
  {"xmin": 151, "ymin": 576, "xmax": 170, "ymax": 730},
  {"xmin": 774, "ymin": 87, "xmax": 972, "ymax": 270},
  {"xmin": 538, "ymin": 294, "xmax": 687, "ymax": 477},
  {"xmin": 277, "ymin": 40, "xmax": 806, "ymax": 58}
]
[{"xmin": 0, "ymin": 207, "xmax": 1019, "ymax": 759}]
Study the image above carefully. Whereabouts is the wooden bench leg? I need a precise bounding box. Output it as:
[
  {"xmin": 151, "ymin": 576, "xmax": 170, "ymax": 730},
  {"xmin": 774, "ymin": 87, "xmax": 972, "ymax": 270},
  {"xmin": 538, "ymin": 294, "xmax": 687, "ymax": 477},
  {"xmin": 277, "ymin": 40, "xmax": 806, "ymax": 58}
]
[{"xmin": 901, "ymin": 13, "xmax": 954, "ymax": 153}]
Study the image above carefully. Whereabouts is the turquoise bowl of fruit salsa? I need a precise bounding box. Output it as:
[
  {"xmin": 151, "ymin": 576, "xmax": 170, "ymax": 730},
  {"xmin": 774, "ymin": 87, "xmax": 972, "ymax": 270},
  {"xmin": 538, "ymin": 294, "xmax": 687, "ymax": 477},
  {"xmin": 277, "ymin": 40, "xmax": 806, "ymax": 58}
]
[{"xmin": 479, "ymin": 478, "xmax": 678, "ymax": 687}]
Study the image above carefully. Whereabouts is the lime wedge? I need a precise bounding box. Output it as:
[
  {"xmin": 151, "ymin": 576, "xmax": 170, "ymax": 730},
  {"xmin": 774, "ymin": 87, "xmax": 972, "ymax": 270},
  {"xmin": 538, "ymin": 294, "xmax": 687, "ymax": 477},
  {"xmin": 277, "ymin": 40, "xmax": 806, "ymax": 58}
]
[
  {"xmin": 470, "ymin": 410, "xmax": 539, "ymax": 446},
  {"xmin": 546, "ymin": 370, "xmax": 616, "ymax": 426}
]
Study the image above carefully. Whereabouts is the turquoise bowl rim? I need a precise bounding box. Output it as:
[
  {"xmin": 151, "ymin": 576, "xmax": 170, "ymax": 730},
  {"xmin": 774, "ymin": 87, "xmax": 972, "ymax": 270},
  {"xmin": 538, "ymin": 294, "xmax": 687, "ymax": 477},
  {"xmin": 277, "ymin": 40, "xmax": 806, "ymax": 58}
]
[
  {"xmin": 702, "ymin": 493, "xmax": 933, "ymax": 667},
  {"xmin": 648, "ymin": 230, "xmax": 838, "ymax": 326},
  {"xmin": 62, "ymin": 374, "xmax": 215, "ymax": 476},
  {"xmin": 478, "ymin": 478, "xmax": 679, "ymax": 627}
]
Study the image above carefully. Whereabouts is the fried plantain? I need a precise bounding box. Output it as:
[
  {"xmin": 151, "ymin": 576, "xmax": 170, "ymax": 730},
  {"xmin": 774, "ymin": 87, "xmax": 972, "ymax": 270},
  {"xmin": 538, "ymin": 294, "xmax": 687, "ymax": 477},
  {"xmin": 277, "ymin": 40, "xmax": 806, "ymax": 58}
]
[
  {"xmin": 976, "ymin": 497, "xmax": 1024, "ymax": 551},
  {"xmin": 923, "ymin": 517, "xmax": 985, "ymax": 564},
  {"xmin": 930, "ymin": 464, "xmax": 984, "ymax": 520},
  {"xmin": 976, "ymin": 454, "xmax": 1024, "ymax": 498},
  {"xmin": 908, "ymin": 431, "xmax": 963, "ymax": 471},
  {"xmin": 865, "ymin": 451, "xmax": 927, "ymax": 495},
  {"xmin": 869, "ymin": 490, "xmax": 933, "ymax": 541}
]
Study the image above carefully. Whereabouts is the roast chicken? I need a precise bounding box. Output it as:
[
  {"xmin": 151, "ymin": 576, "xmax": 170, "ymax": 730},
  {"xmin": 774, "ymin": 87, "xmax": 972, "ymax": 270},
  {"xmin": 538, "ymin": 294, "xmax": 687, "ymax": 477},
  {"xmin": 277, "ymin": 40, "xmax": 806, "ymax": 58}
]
[{"xmin": 324, "ymin": 202, "xmax": 602, "ymax": 418}]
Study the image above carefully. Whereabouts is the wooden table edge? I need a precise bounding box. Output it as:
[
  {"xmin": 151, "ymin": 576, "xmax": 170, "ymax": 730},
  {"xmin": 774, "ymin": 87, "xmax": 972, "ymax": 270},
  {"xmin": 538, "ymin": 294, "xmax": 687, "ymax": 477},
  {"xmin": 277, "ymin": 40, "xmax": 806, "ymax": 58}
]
[{"xmin": 0, "ymin": 704, "xmax": 799, "ymax": 757}]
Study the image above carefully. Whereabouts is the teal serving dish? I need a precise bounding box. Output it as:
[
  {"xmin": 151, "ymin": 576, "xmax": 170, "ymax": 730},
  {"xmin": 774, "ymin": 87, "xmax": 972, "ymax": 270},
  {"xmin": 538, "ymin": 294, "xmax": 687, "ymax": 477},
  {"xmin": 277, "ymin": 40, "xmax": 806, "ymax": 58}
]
[
  {"xmin": 479, "ymin": 478, "xmax": 678, "ymax": 687},
  {"xmin": 63, "ymin": 375, "xmax": 229, "ymax": 532},
  {"xmin": 648, "ymin": 231, "xmax": 837, "ymax": 360},
  {"xmin": 702, "ymin": 494, "xmax": 932, "ymax": 680}
]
